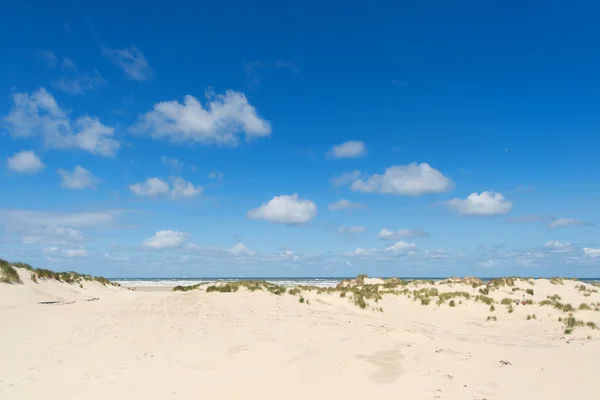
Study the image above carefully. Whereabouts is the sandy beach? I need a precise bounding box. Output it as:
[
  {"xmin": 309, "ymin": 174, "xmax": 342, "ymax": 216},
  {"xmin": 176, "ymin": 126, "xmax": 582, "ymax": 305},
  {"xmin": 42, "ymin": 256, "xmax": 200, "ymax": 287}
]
[{"xmin": 2, "ymin": 267, "xmax": 600, "ymax": 400}]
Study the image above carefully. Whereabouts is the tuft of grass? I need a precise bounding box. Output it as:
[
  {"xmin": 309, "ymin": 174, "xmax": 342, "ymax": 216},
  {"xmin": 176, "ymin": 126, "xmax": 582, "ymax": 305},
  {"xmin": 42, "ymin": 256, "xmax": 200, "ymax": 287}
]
[
  {"xmin": 288, "ymin": 288, "xmax": 301, "ymax": 296},
  {"xmin": 579, "ymin": 303, "xmax": 592, "ymax": 311},
  {"xmin": 475, "ymin": 295, "xmax": 495, "ymax": 305},
  {"xmin": 550, "ymin": 277, "xmax": 564, "ymax": 285},
  {"xmin": 508, "ymin": 305, "xmax": 514, "ymax": 313},
  {"xmin": 501, "ymin": 298, "xmax": 513, "ymax": 305},
  {"xmin": 487, "ymin": 315, "xmax": 497, "ymax": 322},
  {"xmin": 421, "ymin": 297, "xmax": 431, "ymax": 305},
  {"xmin": 437, "ymin": 291, "xmax": 470, "ymax": 305},
  {"xmin": 490, "ymin": 305, "xmax": 495, "ymax": 312},
  {"xmin": 173, "ymin": 284, "xmax": 202, "ymax": 292},
  {"xmin": 299, "ymin": 296, "xmax": 305, "ymax": 303},
  {"xmin": 449, "ymin": 300, "xmax": 456, "ymax": 307},
  {"xmin": 0, "ymin": 260, "xmax": 21, "ymax": 284},
  {"xmin": 526, "ymin": 289, "xmax": 534, "ymax": 296},
  {"xmin": 527, "ymin": 314, "xmax": 537, "ymax": 320}
]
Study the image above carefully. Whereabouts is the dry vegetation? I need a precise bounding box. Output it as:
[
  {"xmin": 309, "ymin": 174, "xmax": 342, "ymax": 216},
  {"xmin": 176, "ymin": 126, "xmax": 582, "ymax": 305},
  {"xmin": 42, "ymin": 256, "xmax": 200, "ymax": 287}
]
[
  {"xmin": 169, "ymin": 274, "xmax": 600, "ymax": 321},
  {"xmin": 0, "ymin": 258, "xmax": 118, "ymax": 286}
]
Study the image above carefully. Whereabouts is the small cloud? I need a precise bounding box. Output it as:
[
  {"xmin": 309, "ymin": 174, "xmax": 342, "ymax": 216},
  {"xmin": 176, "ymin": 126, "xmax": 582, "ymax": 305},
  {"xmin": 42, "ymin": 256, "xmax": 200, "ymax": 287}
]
[
  {"xmin": 344, "ymin": 248, "xmax": 376, "ymax": 257},
  {"xmin": 385, "ymin": 241, "xmax": 417, "ymax": 253},
  {"xmin": 142, "ymin": 230, "xmax": 188, "ymax": 250},
  {"xmin": 53, "ymin": 69, "xmax": 107, "ymax": 95},
  {"xmin": 349, "ymin": 163, "xmax": 453, "ymax": 196},
  {"xmin": 390, "ymin": 80, "xmax": 408, "ymax": 87},
  {"xmin": 6, "ymin": 150, "xmax": 45, "ymax": 173},
  {"xmin": 58, "ymin": 166, "xmax": 99, "ymax": 189},
  {"xmin": 478, "ymin": 260, "xmax": 496, "ymax": 268},
  {"xmin": 547, "ymin": 218, "xmax": 595, "ymax": 229},
  {"xmin": 425, "ymin": 249, "xmax": 447, "ymax": 259},
  {"xmin": 102, "ymin": 45, "xmax": 152, "ymax": 81},
  {"xmin": 275, "ymin": 59, "xmax": 301, "ymax": 75},
  {"xmin": 506, "ymin": 215, "xmax": 544, "ymax": 224},
  {"xmin": 43, "ymin": 246, "xmax": 88, "ymax": 257},
  {"xmin": 328, "ymin": 199, "xmax": 365, "ymax": 211},
  {"xmin": 337, "ymin": 226, "xmax": 366, "ymax": 234},
  {"xmin": 4, "ymin": 88, "xmax": 119, "ymax": 157},
  {"xmin": 378, "ymin": 228, "xmax": 428, "ymax": 240},
  {"xmin": 543, "ymin": 240, "xmax": 574, "ymax": 253},
  {"xmin": 208, "ymin": 171, "xmax": 224, "ymax": 181},
  {"xmin": 330, "ymin": 170, "xmax": 362, "ymax": 187},
  {"xmin": 446, "ymin": 191, "xmax": 513, "ymax": 216},
  {"xmin": 327, "ymin": 140, "xmax": 367, "ymax": 159},
  {"xmin": 583, "ymin": 248, "xmax": 600, "ymax": 258},
  {"xmin": 229, "ymin": 243, "xmax": 255, "ymax": 256},
  {"xmin": 131, "ymin": 90, "xmax": 271, "ymax": 146},
  {"xmin": 247, "ymin": 193, "xmax": 317, "ymax": 225},
  {"xmin": 61, "ymin": 57, "xmax": 77, "ymax": 71},
  {"xmin": 129, "ymin": 176, "xmax": 202, "ymax": 199},
  {"xmin": 161, "ymin": 156, "xmax": 183, "ymax": 172}
]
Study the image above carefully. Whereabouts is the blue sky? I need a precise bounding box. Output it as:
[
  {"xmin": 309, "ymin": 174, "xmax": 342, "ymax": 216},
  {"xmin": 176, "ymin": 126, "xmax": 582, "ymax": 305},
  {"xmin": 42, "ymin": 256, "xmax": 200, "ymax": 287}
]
[{"xmin": 1, "ymin": 0, "xmax": 599, "ymax": 278}]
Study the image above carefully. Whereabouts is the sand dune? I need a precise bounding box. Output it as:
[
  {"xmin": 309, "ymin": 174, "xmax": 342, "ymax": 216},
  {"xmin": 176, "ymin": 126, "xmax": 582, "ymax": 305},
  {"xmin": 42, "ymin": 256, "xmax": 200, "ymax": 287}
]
[{"xmin": 1, "ymin": 267, "xmax": 600, "ymax": 400}]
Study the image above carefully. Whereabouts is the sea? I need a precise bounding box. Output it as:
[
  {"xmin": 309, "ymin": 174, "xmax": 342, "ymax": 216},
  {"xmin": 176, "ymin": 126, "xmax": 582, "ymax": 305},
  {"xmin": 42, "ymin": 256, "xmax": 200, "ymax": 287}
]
[{"xmin": 112, "ymin": 277, "xmax": 600, "ymax": 288}]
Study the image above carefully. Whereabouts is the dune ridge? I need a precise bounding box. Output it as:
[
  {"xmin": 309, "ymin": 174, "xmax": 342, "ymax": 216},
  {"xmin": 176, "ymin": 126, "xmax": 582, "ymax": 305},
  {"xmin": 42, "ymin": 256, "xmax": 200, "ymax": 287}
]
[{"xmin": 2, "ymin": 262, "xmax": 600, "ymax": 399}]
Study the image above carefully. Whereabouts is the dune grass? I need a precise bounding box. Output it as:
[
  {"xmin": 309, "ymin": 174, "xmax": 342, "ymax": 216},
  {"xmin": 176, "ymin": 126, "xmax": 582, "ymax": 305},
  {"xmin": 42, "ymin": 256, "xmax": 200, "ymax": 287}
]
[
  {"xmin": 0, "ymin": 259, "xmax": 21, "ymax": 283},
  {"xmin": 437, "ymin": 291, "xmax": 470, "ymax": 305},
  {"xmin": 1, "ymin": 259, "xmax": 117, "ymax": 286}
]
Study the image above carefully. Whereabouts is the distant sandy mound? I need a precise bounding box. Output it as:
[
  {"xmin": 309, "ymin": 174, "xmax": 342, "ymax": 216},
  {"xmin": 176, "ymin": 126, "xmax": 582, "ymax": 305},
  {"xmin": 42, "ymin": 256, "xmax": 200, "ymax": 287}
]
[{"xmin": 0, "ymin": 261, "xmax": 125, "ymax": 308}]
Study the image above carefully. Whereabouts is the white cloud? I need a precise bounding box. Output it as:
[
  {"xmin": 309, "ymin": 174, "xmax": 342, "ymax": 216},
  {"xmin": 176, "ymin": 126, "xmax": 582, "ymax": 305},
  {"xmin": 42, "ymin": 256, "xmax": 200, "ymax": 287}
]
[
  {"xmin": 131, "ymin": 90, "xmax": 271, "ymax": 147},
  {"xmin": 143, "ymin": 230, "xmax": 187, "ymax": 250},
  {"xmin": 0, "ymin": 210, "xmax": 117, "ymax": 227},
  {"xmin": 344, "ymin": 248, "xmax": 376, "ymax": 257},
  {"xmin": 129, "ymin": 177, "xmax": 202, "ymax": 199},
  {"xmin": 378, "ymin": 228, "xmax": 428, "ymax": 240},
  {"xmin": 425, "ymin": 249, "xmax": 448, "ymax": 259},
  {"xmin": 53, "ymin": 69, "xmax": 107, "ymax": 95},
  {"xmin": 208, "ymin": 171, "xmax": 224, "ymax": 181},
  {"xmin": 349, "ymin": 163, "xmax": 453, "ymax": 196},
  {"xmin": 328, "ymin": 140, "xmax": 367, "ymax": 159},
  {"xmin": 478, "ymin": 260, "xmax": 496, "ymax": 268},
  {"xmin": 330, "ymin": 171, "xmax": 362, "ymax": 187},
  {"xmin": 3, "ymin": 88, "xmax": 119, "ymax": 157},
  {"xmin": 583, "ymin": 248, "xmax": 600, "ymax": 258},
  {"xmin": 337, "ymin": 225, "xmax": 366, "ymax": 234},
  {"xmin": 101, "ymin": 45, "xmax": 152, "ymax": 81},
  {"xmin": 247, "ymin": 193, "xmax": 317, "ymax": 224},
  {"xmin": 275, "ymin": 60, "xmax": 301, "ymax": 75},
  {"xmin": 229, "ymin": 243, "xmax": 255, "ymax": 256},
  {"xmin": 446, "ymin": 191, "xmax": 512, "ymax": 216},
  {"xmin": 543, "ymin": 240, "xmax": 573, "ymax": 253},
  {"xmin": 170, "ymin": 177, "xmax": 203, "ymax": 199},
  {"xmin": 22, "ymin": 225, "xmax": 83, "ymax": 245},
  {"xmin": 61, "ymin": 58, "xmax": 77, "ymax": 70},
  {"xmin": 6, "ymin": 150, "xmax": 45, "ymax": 173},
  {"xmin": 328, "ymin": 199, "xmax": 364, "ymax": 211},
  {"xmin": 130, "ymin": 177, "xmax": 170, "ymax": 197},
  {"xmin": 58, "ymin": 166, "xmax": 99, "ymax": 189},
  {"xmin": 385, "ymin": 241, "xmax": 417, "ymax": 253},
  {"xmin": 43, "ymin": 246, "xmax": 88, "ymax": 258},
  {"xmin": 161, "ymin": 156, "xmax": 183, "ymax": 172},
  {"xmin": 547, "ymin": 218, "xmax": 594, "ymax": 229}
]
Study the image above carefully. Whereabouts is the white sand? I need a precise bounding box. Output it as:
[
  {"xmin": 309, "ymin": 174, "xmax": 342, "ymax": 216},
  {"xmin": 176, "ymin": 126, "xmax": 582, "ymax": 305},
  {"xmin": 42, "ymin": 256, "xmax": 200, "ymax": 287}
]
[{"xmin": 2, "ymin": 270, "xmax": 600, "ymax": 400}]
